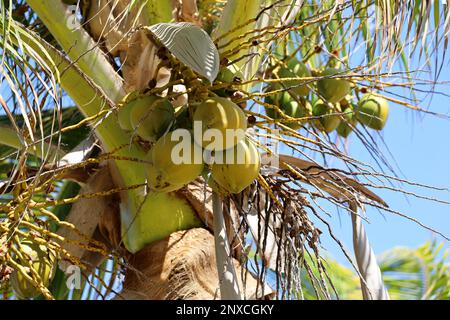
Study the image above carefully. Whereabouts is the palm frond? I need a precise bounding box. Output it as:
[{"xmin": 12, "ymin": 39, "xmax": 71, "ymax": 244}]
[{"xmin": 380, "ymin": 241, "xmax": 450, "ymax": 300}]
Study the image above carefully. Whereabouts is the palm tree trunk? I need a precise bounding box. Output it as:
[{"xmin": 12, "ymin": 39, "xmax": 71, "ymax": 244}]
[{"xmin": 119, "ymin": 228, "xmax": 271, "ymax": 300}]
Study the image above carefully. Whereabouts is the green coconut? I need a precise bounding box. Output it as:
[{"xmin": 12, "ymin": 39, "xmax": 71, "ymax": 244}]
[
  {"xmin": 336, "ymin": 105, "xmax": 357, "ymax": 138},
  {"xmin": 264, "ymin": 85, "xmax": 292, "ymax": 119},
  {"xmin": 356, "ymin": 94, "xmax": 389, "ymax": 130},
  {"xmin": 10, "ymin": 241, "xmax": 57, "ymax": 299},
  {"xmin": 117, "ymin": 92, "xmax": 143, "ymax": 131},
  {"xmin": 316, "ymin": 68, "xmax": 351, "ymax": 103},
  {"xmin": 216, "ymin": 64, "xmax": 244, "ymax": 83},
  {"xmin": 130, "ymin": 97, "xmax": 175, "ymax": 142},
  {"xmin": 277, "ymin": 59, "xmax": 312, "ymax": 97},
  {"xmin": 280, "ymin": 98, "xmax": 312, "ymax": 129},
  {"xmin": 312, "ymin": 99, "xmax": 341, "ymax": 133}
]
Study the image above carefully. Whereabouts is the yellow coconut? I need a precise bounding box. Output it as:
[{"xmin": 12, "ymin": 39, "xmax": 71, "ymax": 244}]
[
  {"xmin": 10, "ymin": 241, "xmax": 57, "ymax": 300},
  {"xmin": 146, "ymin": 131, "xmax": 204, "ymax": 192},
  {"xmin": 211, "ymin": 138, "xmax": 261, "ymax": 194},
  {"xmin": 192, "ymin": 97, "xmax": 247, "ymax": 151},
  {"xmin": 130, "ymin": 96, "xmax": 175, "ymax": 142}
]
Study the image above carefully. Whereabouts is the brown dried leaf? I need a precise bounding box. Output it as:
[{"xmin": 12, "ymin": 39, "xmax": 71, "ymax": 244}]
[
  {"xmin": 57, "ymin": 164, "xmax": 118, "ymax": 272},
  {"xmin": 86, "ymin": 0, "xmax": 147, "ymax": 55},
  {"xmin": 172, "ymin": 0, "xmax": 201, "ymax": 25},
  {"xmin": 273, "ymin": 154, "xmax": 387, "ymax": 207},
  {"xmin": 121, "ymin": 30, "xmax": 161, "ymax": 91}
]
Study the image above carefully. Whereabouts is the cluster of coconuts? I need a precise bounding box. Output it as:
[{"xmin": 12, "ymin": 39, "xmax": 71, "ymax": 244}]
[
  {"xmin": 264, "ymin": 58, "xmax": 391, "ymax": 136},
  {"xmin": 10, "ymin": 240, "xmax": 57, "ymax": 299},
  {"xmin": 118, "ymin": 87, "xmax": 261, "ymax": 195}
]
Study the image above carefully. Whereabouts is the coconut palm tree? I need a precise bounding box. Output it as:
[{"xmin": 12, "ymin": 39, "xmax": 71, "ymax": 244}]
[{"xmin": 0, "ymin": 0, "xmax": 449, "ymax": 300}]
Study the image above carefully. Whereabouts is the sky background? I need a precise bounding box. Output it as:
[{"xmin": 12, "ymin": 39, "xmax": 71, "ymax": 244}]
[
  {"xmin": 289, "ymin": 7, "xmax": 450, "ymax": 266},
  {"xmin": 313, "ymin": 70, "xmax": 450, "ymax": 266}
]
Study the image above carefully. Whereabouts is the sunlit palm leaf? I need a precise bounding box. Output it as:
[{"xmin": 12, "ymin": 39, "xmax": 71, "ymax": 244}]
[{"xmin": 380, "ymin": 242, "xmax": 450, "ymax": 300}]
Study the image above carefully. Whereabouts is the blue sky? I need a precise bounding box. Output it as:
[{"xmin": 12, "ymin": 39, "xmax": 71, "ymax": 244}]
[
  {"xmin": 316, "ymin": 71, "xmax": 450, "ymax": 265},
  {"xmin": 295, "ymin": 9, "xmax": 450, "ymax": 265}
]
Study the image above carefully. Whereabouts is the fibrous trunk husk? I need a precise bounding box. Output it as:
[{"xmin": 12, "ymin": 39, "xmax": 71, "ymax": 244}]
[{"xmin": 119, "ymin": 228, "xmax": 273, "ymax": 300}]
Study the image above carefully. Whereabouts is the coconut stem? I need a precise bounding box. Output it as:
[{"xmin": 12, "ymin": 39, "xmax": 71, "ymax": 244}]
[{"xmin": 212, "ymin": 192, "xmax": 241, "ymax": 300}]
